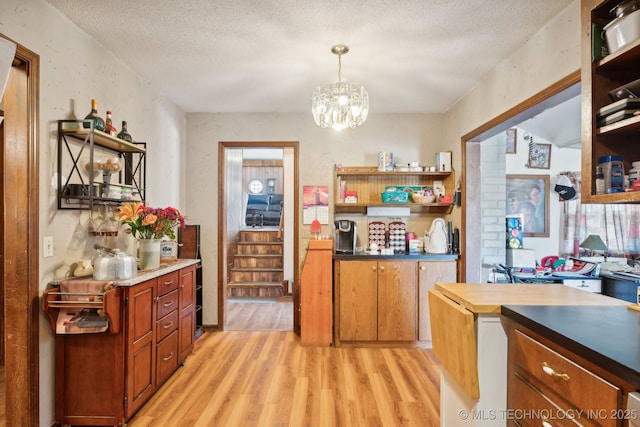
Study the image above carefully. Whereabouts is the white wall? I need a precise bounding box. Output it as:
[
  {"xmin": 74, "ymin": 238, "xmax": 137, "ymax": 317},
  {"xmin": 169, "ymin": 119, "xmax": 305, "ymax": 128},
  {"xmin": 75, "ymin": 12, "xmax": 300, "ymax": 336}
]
[
  {"xmin": 0, "ymin": 0, "xmax": 186, "ymax": 424},
  {"xmin": 442, "ymin": 0, "xmax": 581, "ymax": 279}
]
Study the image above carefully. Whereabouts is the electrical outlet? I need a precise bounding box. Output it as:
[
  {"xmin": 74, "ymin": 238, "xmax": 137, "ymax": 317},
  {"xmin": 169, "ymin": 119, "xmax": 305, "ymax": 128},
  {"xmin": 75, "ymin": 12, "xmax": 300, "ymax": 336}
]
[
  {"xmin": 43, "ymin": 236, "xmax": 54, "ymax": 258},
  {"xmin": 302, "ymin": 229, "xmax": 312, "ymax": 238}
]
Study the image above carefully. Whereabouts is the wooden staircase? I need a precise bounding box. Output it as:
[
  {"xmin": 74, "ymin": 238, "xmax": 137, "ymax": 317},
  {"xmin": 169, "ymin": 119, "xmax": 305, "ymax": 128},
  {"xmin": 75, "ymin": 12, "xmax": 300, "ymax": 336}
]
[{"xmin": 228, "ymin": 229, "xmax": 286, "ymax": 297}]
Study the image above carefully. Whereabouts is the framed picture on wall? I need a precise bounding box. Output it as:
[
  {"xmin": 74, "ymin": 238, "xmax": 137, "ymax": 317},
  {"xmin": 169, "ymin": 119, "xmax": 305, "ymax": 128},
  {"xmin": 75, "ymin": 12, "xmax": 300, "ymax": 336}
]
[
  {"xmin": 527, "ymin": 142, "xmax": 552, "ymax": 169},
  {"xmin": 506, "ymin": 128, "xmax": 517, "ymax": 154},
  {"xmin": 506, "ymin": 174, "xmax": 549, "ymax": 237}
]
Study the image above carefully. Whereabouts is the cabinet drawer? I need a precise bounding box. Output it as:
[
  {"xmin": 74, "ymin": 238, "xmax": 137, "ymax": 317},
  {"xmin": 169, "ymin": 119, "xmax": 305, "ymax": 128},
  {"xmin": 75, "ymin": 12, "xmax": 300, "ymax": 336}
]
[
  {"xmin": 511, "ymin": 372, "xmax": 581, "ymax": 427},
  {"xmin": 156, "ymin": 289, "xmax": 178, "ymax": 320},
  {"xmin": 157, "ymin": 271, "xmax": 179, "ymax": 296},
  {"xmin": 156, "ymin": 329, "xmax": 178, "ymax": 385},
  {"xmin": 512, "ymin": 330, "xmax": 620, "ymax": 423},
  {"xmin": 156, "ymin": 309, "xmax": 178, "ymax": 342},
  {"xmin": 562, "ymin": 279, "xmax": 601, "ymax": 293}
]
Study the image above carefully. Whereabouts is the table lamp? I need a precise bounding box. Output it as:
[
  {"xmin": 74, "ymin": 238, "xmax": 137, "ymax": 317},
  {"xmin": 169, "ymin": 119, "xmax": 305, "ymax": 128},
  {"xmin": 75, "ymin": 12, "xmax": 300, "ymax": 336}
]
[{"xmin": 579, "ymin": 234, "xmax": 608, "ymax": 257}]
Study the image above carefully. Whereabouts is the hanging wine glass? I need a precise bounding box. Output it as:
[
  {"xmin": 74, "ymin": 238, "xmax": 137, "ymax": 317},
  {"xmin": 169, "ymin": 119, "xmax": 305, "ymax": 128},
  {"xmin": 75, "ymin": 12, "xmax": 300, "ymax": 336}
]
[
  {"xmin": 87, "ymin": 206, "xmax": 98, "ymax": 235},
  {"xmin": 98, "ymin": 204, "xmax": 119, "ymax": 237}
]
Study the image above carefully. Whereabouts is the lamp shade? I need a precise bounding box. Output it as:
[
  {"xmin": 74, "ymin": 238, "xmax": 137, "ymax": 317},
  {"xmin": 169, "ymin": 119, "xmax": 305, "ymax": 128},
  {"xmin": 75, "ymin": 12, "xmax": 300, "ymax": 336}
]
[{"xmin": 579, "ymin": 235, "xmax": 608, "ymax": 251}]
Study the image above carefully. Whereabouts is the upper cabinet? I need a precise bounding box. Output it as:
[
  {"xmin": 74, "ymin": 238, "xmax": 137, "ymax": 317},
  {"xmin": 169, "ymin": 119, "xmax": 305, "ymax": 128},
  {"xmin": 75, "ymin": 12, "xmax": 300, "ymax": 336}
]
[
  {"xmin": 334, "ymin": 165, "xmax": 455, "ymax": 214},
  {"xmin": 57, "ymin": 120, "xmax": 146, "ymax": 210},
  {"xmin": 581, "ymin": 0, "xmax": 640, "ymax": 203}
]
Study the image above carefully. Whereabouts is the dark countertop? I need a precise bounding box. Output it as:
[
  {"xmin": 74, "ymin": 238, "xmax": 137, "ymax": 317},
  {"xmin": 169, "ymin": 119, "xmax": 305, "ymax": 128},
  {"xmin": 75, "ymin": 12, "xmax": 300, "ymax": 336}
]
[
  {"xmin": 501, "ymin": 305, "xmax": 640, "ymax": 388},
  {"xmin": 333, "ymin": 253, "xmax": 458, "ymax": 261},
  {"xmin": 600, "ymin": 271, "xmax": 640, "ymax": 283}
]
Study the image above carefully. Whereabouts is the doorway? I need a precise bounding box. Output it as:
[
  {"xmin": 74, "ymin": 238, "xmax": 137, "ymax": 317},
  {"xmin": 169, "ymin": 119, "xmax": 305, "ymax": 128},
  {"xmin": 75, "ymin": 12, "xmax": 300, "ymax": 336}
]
[
  {"xmin": 218, "ymin": 141, "xmax": 300, "ymax": 332},
  {"xmin": 461, "ymin": 70, "xmax": 581, "ymax": 282},
  {"xmin": 1, "ymin": 34, "xmax": 40, "ymax": 425}
]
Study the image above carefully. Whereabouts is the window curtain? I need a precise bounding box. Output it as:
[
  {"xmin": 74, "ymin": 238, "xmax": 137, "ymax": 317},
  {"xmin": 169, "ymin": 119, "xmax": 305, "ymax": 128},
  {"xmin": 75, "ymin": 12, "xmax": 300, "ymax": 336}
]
[{"xmin": 560, "ymin": 172, "xmax": 640, "ymax": 257}]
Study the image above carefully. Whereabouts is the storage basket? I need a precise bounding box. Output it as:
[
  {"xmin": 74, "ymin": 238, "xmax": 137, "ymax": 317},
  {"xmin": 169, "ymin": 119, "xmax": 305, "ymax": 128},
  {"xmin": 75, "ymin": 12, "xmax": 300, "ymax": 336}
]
[
  {"xmin": 381, "ymin": 191, "xmax": 409, "ymax": 204},
  {"xmin": 411, "ymin": 193, "xmax": 436, "ymax": 204}
]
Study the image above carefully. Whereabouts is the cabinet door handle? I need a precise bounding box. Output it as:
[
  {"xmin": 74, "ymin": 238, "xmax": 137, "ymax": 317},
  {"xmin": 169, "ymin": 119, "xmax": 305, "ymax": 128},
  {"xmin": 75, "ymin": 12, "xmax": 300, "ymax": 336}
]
[
  {"xmin": 372, "ymin": 266, "xmax": 377, "ymax": 271},
  {"xmin": 163, "ymin": 300, "xmax": 175, "ymax": 308},
  {"xmin": 163, "ymin": 280, "xmax": 174, "ymax": 286},
  {"xmin": 163, "ymin": 321, "xmax": 174, "ymax": 329},
  {"xmin": 421, "ymin": 265, "xmax": 426, "ymax": 270},
  {"xmin": 542, "ymin": 362, "xmax": 570, "ymax": 382},
  {"xmin": 163, "ymin": 352, "xmax": 174, "ymax": 362},
  {"xmin": 379, "ymin": 266, "xmax": 385, "ymax": 272}
]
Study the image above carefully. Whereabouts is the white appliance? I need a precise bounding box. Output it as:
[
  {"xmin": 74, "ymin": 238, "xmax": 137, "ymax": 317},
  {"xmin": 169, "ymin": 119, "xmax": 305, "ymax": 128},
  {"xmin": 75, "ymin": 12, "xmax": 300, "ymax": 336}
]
[
  {"xmin": 629, "ymin": 392, "xmax": 640, "ymax": 427},
  {"xmin": 426, "ymin": 218, "xmax": 448, "ymax": 254}
]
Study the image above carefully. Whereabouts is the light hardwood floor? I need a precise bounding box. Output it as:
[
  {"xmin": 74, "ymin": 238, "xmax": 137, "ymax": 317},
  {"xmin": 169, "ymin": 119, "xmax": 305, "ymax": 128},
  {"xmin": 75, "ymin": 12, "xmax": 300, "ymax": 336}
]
[
  {"xmin": 129, "ymin": 331, "xmax": 441, "ymax": 426},
  {"xmin": 226, "ymin": 296, "xmax": 293, "ymax": 331}
]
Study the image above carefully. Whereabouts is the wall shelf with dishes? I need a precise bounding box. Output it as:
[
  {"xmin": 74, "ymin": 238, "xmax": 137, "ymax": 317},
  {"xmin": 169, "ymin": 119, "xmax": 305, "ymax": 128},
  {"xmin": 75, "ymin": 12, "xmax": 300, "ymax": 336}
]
[
  {"xmin": 57, "ymin": 119, "xmax": 146, "ymax": 210},
  {"xmin": 582, "ymin": 0, "xmax": 640, "ymax": 203},
  {"xmin": 333, "ymin": 165, "xmax": 455, "ymax": 214}
]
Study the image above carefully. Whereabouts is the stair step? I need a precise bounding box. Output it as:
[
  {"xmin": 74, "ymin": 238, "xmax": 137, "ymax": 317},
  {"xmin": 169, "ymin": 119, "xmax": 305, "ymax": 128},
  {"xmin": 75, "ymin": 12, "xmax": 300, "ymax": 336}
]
[
  {"xmin": 239, "ymin": 230, "xmax": 281, "ymax": 242},
  {"xmin": 227, "ymin": 281, "xmax": 286, "ymax": 297},
  {"xmin": 230, "ymin": 267, "xmax": 283, "ymax": 272},
  {"xmin": 233, "ymin": 257, "xmax": 283, "ymax": 268},
  {"xmin": 236, "ymin": 242, "xmax": 283, "ymax": 255}
]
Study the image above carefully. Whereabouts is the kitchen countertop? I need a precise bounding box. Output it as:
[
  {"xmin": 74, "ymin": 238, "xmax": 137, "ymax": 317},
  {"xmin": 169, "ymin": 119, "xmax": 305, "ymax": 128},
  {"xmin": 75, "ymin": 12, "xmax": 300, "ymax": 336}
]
[
  {"xmin": 501, "ymin": 304, "xmax": 640, "ymax": 388},
  {"xmin": 434, "ymin": 283, "xmax": 627, "ymax": 314},
  {"xmin": 116, "ymin": 258, "xmax": 200, "ymax": 286},
  {"xmin": 333, "ymin": 253, "xmax": 458, "ymax": 261}
]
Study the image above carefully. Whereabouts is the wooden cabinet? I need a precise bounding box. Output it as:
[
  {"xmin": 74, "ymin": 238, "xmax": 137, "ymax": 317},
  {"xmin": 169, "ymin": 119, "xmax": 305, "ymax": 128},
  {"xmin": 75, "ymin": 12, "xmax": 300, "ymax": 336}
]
[
  {"xmin": 335, "ymin": 260, "xmax": 417, "ymax": 344},
  {"xmin": 334, "ymin": 165, "xmax": 455, "ymax": 214},
  {"xmin": 125, "ymin": 278, "xmax": 156, "ymax": 417},
  {"xmin": 581, "ymin": 0, "xmax": 640, "ymax": 203},
  {"xmin": 506, "ymin": 320, "xmax": 635, "ymax": 427},
  {"xmin": 417, "ymin": 260, "xmax": 457, "ymax": 341},
  {"xmin": 155, "ymin": 271, "xmax": 179, "ymax": 386},
  {"xmin": 300, "ymin": 239, "xmax": 333, "ymax": 347},
  {"xmin": 178, "ymin": 265, "xmax": 196, "ymax": 360},
  {"xmin": 42, "ymin": 264, "xmax": 197, "ymax": 426}
]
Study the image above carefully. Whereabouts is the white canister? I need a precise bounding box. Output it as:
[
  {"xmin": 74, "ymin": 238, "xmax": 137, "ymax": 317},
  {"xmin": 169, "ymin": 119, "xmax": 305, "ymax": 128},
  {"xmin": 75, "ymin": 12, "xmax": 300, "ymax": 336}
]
[
  {"xmin": 378, "ymin": 152, "xmax": 394, "ymax": 172},
  {"xmin": 160, "ymin": 240, "xmax": 178, "ymax": 262}
]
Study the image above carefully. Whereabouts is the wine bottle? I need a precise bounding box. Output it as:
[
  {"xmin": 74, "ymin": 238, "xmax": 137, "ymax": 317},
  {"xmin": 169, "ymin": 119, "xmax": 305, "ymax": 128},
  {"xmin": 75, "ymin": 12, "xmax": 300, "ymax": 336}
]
[
  {"xmin": 117, "ymin": 121, "xmax": 133, "ymax": 142},
  {"xmin": 105, "ymin": 110, "xmax": 117, "ymax": 136},
  {"xmin": 83, "ymin": 99, "xmax": 105, "ymax": 132}
]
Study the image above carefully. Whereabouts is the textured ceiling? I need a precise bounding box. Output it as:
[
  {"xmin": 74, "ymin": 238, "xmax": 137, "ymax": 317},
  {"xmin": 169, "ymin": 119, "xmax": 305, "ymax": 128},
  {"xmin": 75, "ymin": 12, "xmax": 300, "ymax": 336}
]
[{"xmin": 47, "ymin": 0, "xmax": 574, "ymax": 114}]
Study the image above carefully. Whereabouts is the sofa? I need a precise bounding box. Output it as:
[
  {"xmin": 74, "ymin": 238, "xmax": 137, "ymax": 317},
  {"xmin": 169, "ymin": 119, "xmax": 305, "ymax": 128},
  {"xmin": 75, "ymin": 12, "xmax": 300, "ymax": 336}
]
[{"xmin": 245, "ymin": 193, "xmax": 283, "ymax": 227}]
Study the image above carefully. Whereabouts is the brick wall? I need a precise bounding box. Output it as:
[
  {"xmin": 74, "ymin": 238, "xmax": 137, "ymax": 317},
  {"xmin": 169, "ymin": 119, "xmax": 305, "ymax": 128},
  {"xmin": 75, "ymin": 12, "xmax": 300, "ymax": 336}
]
[{"xmin": 480, "ymin": 136, "xmax": 506, "ymax": 281}]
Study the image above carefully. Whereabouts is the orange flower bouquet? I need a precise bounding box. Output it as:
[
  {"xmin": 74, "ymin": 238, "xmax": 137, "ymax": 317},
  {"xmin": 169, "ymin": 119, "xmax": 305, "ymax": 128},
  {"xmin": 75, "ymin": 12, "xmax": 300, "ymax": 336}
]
[{"xmin": 116, "ymin": 202, "xmax": 186, "ymax": 240}]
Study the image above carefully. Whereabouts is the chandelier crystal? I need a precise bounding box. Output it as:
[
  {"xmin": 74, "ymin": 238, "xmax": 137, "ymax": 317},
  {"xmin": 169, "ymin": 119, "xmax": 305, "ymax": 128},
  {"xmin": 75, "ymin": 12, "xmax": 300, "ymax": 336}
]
[{"xmin": 312, "ymin": 44, "xmax": 369, "ymax": 129}]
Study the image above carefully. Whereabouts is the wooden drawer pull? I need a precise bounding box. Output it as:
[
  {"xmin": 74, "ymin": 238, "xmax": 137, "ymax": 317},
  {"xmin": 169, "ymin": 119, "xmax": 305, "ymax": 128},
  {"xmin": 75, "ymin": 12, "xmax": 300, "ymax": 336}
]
[
  {"xmin": 542, "ymin": 362, "xmax": 570, "ymax": 382},
  {"xmin": 163, "ymin": 300, "xmax": 174, "ymax": 308},
  {"xmin": 163, "ymin": 321, "xmax": 174, "ymax": 329},
  {"xmin": 163, "ymin": 352, "xmax": 174, "ymax": 362}
]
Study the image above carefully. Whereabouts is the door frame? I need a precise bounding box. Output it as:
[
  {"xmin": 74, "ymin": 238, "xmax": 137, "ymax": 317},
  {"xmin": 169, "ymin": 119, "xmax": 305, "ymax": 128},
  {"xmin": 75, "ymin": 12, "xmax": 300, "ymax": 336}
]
[
  {"xmin": 218, "ymin": 141, "xmax": 300, "ymax": 331},
  {"xmin": 460, "ymin": 70, "xmax": 581, "ymax": 282},
  {"xmin": 1, "ymin": 33, "xmax": 40, "ymax": 425}
]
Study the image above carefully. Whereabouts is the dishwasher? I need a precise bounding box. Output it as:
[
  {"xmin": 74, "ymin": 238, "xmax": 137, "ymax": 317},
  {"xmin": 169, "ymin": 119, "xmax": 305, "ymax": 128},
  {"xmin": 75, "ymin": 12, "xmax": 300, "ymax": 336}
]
[{"xmin": 629, "ymin": 392, "xmax": 640, "ymax": 427}]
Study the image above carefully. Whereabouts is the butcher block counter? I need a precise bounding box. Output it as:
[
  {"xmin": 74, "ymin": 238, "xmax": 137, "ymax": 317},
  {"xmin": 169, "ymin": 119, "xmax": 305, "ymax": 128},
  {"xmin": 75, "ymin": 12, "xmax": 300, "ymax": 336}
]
[{"xmin": 429, "ymin": 283, "xmax": 628, "ymax": 427}]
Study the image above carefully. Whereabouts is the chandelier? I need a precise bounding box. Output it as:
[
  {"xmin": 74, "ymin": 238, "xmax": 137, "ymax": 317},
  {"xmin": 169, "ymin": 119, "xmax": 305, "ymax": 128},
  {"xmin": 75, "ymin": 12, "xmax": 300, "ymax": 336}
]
[{"xmin": 312, "ymin": 44, "xmax": 369, "ymax": 129}]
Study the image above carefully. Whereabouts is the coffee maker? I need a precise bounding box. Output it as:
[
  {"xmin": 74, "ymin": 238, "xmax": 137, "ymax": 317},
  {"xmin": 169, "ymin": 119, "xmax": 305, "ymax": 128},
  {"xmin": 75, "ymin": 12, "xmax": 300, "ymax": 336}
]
[{"xmin": 334, "ymin": 220, "xmax": 357, "ymax": 254}]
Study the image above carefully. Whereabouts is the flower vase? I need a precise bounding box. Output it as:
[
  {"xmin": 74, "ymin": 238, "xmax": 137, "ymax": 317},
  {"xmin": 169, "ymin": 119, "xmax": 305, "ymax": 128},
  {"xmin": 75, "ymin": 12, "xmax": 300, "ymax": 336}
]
[{"xmin": 138, "ymin": 238, "xmax": 161, "ymax": 270}]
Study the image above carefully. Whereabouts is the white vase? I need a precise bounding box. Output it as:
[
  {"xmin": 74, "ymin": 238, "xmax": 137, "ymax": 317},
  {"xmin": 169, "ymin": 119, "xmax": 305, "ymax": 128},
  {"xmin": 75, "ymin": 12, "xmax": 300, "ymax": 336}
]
[{"xmin": 138, "ymin": 238, "xmax": 161, "ymax": 270}]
